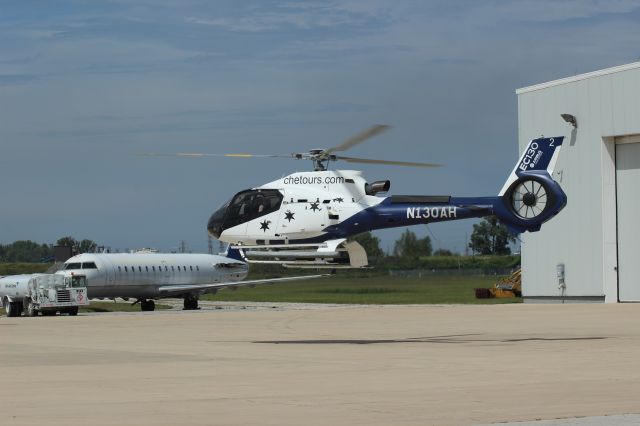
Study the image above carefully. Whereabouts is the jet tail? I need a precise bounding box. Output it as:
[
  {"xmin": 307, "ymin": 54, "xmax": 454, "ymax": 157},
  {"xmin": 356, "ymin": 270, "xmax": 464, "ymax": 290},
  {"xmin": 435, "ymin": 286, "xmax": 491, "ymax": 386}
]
[{"xmin": 224, "ymin": 244, "xmax": 246, "ymax": 262}]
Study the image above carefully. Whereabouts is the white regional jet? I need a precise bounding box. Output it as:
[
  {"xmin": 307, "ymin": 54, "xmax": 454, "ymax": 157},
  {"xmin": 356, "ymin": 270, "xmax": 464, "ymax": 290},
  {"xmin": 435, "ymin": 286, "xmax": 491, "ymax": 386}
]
[{"xmin": 55, "ymin": 249, "xmax": 324, "ymax": 311}]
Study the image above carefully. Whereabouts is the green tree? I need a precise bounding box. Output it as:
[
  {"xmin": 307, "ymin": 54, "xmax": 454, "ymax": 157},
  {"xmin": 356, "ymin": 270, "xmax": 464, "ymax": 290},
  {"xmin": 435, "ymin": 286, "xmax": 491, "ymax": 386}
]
[
  {"xmin": 468, "ymin": 216, "xmax": 516, "ymax": 255},
  {"xmin": 393, "ymin": 229, "xmax": 432, "ymax": 259},
  {"xmin": 56, "ymin": 236, "xmax": 78, "ymax": 249},
  {"xmin": 0, "ymin": 240, "xmax": 52, "ymax": 262},
  {"xmin": 78, "ymin": 239, "xmax": 97, "ymax": 253},
  {"xmin": 433, "ymin": 248, "xmax": 455, "ymax": 256},
  {"xmin": 55, "ymin": 236, "xmax": 98, "ymax": 254},
  {"xmin": 351, "ymin": 232, "xmax": 384, "ymax": 259}
]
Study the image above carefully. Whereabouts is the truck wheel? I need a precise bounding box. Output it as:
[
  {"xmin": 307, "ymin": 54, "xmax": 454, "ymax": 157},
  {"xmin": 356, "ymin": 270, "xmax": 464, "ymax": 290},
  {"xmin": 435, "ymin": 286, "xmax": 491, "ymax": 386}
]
[
  {"xmin": 67, "ymin": 307, "xmax": 79, "ymax": 316},
  {"xmin": 6, "ymin": 301, "xmax": 20, "ymax": 318},
  {"xmin": 26, "ymin": 300, "xmax": 38, "ymax": 317}
]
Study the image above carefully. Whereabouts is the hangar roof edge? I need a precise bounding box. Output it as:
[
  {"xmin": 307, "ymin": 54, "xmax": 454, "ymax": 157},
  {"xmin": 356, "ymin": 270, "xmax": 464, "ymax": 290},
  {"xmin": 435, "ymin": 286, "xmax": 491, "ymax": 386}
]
[{"xmin": 516, "ymin": 61, "xmax": 640, "ymax": 95}]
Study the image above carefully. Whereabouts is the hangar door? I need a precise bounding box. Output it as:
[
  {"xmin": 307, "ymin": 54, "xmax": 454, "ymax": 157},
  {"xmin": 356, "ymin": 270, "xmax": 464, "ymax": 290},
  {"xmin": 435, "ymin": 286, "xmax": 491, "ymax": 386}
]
[{"xmin": 616, "ymin": 141, "xmax": 640, "ymax": 301}]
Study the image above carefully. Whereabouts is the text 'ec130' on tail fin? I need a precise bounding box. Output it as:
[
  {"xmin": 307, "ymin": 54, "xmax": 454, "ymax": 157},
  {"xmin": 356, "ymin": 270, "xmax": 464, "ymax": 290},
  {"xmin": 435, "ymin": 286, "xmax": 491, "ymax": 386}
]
[{"xmin": 499, "ymin": 136, "xmax": 564, "ymax": 196}]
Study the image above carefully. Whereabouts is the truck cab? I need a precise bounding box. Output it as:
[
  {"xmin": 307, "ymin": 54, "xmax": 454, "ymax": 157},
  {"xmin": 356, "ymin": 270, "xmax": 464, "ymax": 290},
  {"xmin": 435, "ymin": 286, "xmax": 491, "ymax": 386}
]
[{"xmin": 23, "ymin": 274, "xmax": 89, "ymax": 317}]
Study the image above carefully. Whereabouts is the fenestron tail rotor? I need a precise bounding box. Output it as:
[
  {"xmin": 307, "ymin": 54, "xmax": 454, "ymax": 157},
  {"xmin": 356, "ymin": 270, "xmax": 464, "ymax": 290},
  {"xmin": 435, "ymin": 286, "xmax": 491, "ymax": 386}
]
[
  {"xmin": 139, "ymin": 124, "xmax": 442, "ymax": 171},
  {"xmin": 511, "ymin": 179, "xmax": 549, "ymax": 219}
]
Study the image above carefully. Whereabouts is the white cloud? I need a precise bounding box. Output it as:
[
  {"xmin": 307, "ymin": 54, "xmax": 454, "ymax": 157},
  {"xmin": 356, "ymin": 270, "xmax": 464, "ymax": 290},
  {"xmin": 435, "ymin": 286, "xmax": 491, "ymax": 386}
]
[
  {"xmin": 14, "ymin": 29, "xmax": 68, "ymax": 39},
  {"xmin": 185, "ymin": 1, "xmax": 381, "ymax": 32},
  {"xmin": 473, "ymin": 0, "xmax": 640, "ymax": 23}
]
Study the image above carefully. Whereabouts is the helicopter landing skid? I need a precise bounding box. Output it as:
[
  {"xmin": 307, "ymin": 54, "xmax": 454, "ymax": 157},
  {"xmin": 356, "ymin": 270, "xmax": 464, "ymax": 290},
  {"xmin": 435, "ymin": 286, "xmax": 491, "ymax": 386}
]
[{"xmin": 231, "ymin": 239, "xmax": 368, "ymax": 269}]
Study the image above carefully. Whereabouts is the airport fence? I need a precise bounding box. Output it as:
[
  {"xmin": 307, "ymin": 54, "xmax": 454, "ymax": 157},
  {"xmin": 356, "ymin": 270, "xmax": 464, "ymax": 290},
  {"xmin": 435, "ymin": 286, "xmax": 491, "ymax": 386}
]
[{"xmin": 387, "ymin": 268, "xmax": 515, "ymax": 278}]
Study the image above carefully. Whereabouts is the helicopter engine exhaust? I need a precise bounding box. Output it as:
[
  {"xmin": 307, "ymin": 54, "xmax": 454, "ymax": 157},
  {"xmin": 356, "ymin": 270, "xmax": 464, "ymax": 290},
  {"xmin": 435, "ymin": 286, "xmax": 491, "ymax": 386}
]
[{"xmin": 365, "ymin": 180, "xmax": 391, "ymax": 196}]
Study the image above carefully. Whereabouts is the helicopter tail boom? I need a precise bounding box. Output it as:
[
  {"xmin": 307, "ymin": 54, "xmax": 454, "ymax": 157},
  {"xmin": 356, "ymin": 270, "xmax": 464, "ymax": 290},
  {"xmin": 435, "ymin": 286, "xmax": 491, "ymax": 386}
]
[{"xmin": 321, "ymin": 137, "xmax": 567, "ymax": 236}]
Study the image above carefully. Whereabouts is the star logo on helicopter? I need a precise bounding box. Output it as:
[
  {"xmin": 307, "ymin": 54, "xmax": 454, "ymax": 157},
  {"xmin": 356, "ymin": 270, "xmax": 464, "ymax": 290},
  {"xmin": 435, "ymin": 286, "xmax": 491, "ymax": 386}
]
[
  {"xmin": 259, "ymin": 220, "xmax": 271, "ymax": 232},
  {"xmin": 284, "ymin": 210, "xmax": 295, "ymax": 222},
  {"xmin": 309, "ymin": 202, "xmax": 321, "ymax": 212}
]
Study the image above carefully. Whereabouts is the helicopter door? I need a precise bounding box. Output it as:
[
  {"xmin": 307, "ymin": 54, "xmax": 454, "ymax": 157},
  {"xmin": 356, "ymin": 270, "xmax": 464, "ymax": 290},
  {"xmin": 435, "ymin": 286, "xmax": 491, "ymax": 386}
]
[
  {"xmin": 277, "ymin": 199, "xmax": 328, "ymax": 240},
  {"xmin": 246, "ymin": 191, "xmax": 282, "ymax": 241}
]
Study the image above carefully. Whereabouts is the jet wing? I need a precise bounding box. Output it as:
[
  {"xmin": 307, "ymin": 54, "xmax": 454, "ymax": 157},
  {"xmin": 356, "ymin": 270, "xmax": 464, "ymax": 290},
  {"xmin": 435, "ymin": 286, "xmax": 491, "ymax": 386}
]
[{"xmin": 157, "ymin": 274, "xmax": 329, "ymax": 296}]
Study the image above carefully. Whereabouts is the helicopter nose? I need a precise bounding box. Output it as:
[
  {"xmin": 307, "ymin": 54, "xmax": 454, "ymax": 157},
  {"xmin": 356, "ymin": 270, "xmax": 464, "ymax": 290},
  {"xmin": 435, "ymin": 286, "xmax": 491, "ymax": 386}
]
[{"xmin": 207, "ymin": 206, "xmax": 226, "ymax": 239}]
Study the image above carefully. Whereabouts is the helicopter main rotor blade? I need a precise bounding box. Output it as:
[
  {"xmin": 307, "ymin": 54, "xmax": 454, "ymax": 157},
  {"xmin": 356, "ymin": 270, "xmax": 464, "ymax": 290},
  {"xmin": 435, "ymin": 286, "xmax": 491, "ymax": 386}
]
[
  {"xmin": 337, "ymin": 155, "xmax": 441, "ymax": 168},
  {"xmin": 139, "ymin": 152, "xmax": 292, "ymax": 159},
  {"xmin": 323, "ymin": 124, "xmax": 390, "ymax": 156}
]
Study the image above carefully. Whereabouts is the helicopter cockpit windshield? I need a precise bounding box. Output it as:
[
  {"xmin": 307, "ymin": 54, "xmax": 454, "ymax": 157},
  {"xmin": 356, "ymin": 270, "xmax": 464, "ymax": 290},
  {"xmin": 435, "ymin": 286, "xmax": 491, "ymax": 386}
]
[{"xmin": 208, "ymin": 189, "xmax": 283, "ymax": 238}]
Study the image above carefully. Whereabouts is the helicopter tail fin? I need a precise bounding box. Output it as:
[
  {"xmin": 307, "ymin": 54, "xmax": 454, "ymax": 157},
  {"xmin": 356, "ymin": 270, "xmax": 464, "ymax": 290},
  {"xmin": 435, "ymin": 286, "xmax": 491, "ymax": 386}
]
[
  {"xmin": 491, "ymin": 136, "xmax": 566, "ymax": 234},
  {"xmin": 498, "ymin": 136, "xmax": 564, "ymax": 196}
]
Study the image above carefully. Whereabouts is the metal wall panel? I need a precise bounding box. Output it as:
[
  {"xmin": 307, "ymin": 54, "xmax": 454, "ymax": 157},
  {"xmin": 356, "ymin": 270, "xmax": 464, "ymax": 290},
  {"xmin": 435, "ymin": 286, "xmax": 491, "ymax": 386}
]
[
  {"xmin": 616, "ymin": 142, "xmax": 640, "ymax": 301},
  {"xmin": 517, "ymin": 63, "xmax": 640, "ymax": 302}
]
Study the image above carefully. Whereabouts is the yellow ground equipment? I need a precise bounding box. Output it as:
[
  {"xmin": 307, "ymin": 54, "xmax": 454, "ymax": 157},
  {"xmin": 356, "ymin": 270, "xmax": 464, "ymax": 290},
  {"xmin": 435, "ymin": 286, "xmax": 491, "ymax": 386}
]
[{"xmin": 475, "ymin": 269, "xmax": 522, "ymax": 299}]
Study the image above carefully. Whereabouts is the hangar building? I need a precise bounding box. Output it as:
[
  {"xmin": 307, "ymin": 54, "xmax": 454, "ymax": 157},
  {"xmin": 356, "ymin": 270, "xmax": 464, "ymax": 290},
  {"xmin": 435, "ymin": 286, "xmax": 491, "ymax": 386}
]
[{"xmin": 518, "ymin": 61, "xmax": 640, "ymax": 303}]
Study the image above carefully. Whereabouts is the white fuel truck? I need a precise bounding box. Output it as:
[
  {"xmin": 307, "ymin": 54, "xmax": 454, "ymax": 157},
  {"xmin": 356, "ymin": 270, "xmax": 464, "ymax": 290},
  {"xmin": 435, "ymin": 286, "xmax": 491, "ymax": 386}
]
[{"xmin": 0, "ymin": 273, "xmax": 89, "ymax": 317}]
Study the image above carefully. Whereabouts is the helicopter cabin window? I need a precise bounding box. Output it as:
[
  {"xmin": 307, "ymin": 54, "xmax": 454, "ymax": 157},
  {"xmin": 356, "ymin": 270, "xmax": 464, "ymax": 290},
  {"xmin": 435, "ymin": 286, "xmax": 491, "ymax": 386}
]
[{"xmin": 224, "ymin": 189, "xmax": 283, "ymax": 228}]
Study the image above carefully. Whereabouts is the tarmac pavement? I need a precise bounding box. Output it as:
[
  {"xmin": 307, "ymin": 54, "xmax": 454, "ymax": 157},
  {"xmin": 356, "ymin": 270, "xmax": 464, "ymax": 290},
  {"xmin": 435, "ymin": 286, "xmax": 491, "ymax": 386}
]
[{"xmin": 1, "ymin": 303, "xmax": 639, "ymax": 425}]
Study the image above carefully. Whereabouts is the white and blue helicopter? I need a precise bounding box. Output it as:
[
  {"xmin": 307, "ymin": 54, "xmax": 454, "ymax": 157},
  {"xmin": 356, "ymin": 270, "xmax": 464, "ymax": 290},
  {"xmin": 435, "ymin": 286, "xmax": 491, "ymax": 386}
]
[{"xmin": 172, "ymin": 126, "xmax": 566, "ymax": 268}]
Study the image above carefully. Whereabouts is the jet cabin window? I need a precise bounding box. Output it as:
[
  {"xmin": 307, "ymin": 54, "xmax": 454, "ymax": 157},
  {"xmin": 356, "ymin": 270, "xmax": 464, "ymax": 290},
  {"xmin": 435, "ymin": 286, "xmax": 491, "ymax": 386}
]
[
  {"xmin": 64, "ymin": 263, "xmax": 81, "ymax": 270},
  {"xmin": 224, "ymin": 189, "xmax": 283, "ymax": 228}
]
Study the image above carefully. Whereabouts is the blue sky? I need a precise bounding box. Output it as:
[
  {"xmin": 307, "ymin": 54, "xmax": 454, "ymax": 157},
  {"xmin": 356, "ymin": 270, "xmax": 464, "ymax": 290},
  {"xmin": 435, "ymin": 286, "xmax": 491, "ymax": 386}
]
[{"xmin": 1, "ymin": 0, "xmax": 640, "ymax": 253}]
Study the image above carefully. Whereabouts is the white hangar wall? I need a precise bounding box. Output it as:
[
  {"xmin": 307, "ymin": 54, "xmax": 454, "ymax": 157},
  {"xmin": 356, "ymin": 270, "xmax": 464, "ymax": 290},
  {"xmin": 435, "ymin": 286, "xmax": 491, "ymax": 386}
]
[{"xmin": 517, "ymin": 62, "xmax": 640, "ymax": 303}]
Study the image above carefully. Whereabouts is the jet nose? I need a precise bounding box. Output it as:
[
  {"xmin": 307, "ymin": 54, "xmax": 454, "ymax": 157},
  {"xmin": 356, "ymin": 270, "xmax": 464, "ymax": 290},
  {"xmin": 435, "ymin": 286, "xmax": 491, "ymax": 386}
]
[{"xmin": 207, "ymin": 205, "xmax": 227, "ymax": 239}]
